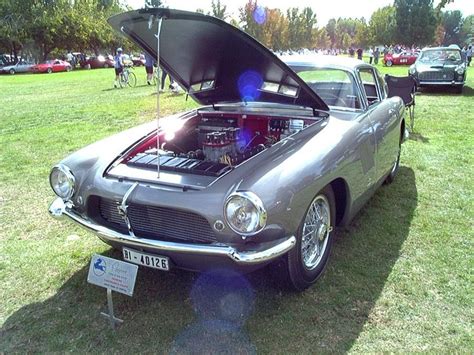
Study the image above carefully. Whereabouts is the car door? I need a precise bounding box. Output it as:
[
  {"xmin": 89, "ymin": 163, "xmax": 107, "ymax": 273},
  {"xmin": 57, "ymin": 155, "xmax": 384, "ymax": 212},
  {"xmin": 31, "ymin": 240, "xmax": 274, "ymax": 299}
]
[
  {"xmin": 52, "ymin": 60, "xmax": 63, "ymax": 72},
  {"xmin": 357, "ymin": 66, "xmax": 400, "ymax": 183}
]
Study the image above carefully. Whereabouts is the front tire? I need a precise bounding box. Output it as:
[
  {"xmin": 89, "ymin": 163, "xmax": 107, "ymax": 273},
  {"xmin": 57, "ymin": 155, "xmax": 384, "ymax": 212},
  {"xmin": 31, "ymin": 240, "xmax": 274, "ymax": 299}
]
[
  {"xmin": 286, "ymin": 185, "xmax": 336, "ymax": 291},
  {"xmin": 9, "ymin": 68, "xmax": 15, "ymax": 75},
  {"xmin": 47, "ymin": 67, "xmax": 52, "ymax": 74},
  {"xmin": 386, "ymin": 60, "xmax": 393, "ymax": 67},
  {"xmin": 127, "ymin": 72, "xmax": 137, "ymax": 87}
]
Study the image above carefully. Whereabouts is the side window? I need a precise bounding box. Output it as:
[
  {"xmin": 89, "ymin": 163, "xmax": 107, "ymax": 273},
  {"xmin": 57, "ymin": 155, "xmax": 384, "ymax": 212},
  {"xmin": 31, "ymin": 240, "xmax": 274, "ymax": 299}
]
[{"xmin": 358, "ymin": 68, "xmax": 381, "ymax": 106}]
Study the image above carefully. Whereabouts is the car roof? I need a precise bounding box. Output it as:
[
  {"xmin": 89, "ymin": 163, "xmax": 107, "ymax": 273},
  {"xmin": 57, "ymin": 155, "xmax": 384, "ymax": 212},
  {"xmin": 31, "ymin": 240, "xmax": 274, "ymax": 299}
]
[
  {"xmin": 280, "ymin": 54, "xmax": 367, "ymax": 72},
  {"xmin": 421, "ymin": 46, "xmax": 460, "ymax": 51}
]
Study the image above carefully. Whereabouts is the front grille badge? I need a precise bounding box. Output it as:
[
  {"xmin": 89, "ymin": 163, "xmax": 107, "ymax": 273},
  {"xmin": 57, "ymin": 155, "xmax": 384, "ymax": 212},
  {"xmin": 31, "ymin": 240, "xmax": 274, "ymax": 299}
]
[{"xmin": 117, "ymin": 182, "xmax": 139, "ymax": 238}]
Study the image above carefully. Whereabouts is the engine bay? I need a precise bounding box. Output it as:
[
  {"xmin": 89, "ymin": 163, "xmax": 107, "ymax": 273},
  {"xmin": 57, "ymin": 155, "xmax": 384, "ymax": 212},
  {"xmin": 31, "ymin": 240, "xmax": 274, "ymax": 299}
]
[{"xmin": 121, "ymin": 111, "xmax": 315, "ymax": 178}]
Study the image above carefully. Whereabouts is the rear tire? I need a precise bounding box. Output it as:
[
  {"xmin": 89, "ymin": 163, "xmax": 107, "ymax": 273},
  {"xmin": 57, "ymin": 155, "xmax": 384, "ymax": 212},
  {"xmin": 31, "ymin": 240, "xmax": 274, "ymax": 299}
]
[
  {"xmin": 284, "ymin": 185, "xmax": 336, "ymax": 291},
  {"xmin": 385, "ymin": 131, "xmax": 402, "ymax": 184},
  {"xmin": 9, "ymin": 68, "xmax": 15, "ymax": 75},
  {"xmin": 47, "ymin": 68, "xmax": 52, "ymax": 74}
]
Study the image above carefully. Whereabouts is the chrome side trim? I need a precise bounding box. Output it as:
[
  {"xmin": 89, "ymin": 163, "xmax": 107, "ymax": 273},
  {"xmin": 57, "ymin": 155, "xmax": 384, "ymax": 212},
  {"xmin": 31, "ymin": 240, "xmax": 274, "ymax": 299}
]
[{"xmin": 49, "ymin": 197, "xmax": 296, "ymax": 265}]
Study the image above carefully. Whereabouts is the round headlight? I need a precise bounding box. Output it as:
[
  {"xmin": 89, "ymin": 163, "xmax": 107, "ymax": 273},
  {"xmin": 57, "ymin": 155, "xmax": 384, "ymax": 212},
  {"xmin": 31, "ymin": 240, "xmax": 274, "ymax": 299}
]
[
  {"xmin": 49, "ymin": 164, "xmax": 75, "ymax": 200},
  {"xmin": 456, "ymin": 66, "xmax": 465, "ymax": 75},
  {"xmin": 409, "ymin": 65, "xmax": 416, "ymax": 74},
  {"xmin": 224, "ymin": 191, "xmax": 267, "ymax": 236}
]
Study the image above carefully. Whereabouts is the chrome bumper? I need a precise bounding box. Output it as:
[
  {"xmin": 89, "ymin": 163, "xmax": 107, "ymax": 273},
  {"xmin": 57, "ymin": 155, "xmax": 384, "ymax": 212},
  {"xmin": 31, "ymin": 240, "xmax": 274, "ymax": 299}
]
[
  {"xmin": 49, "ymin": 197, "xmax": 296, "ymax": 265},
  {"xmin": 418, "ymin": 81, "xmax": 464, "ymax": 85}
]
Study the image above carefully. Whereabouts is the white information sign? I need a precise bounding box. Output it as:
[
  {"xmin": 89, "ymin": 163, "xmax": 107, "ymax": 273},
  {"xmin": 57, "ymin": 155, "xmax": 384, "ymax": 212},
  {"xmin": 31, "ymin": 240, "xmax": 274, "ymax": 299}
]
[{"xmin": 87, "ymin": 254, "xmax": 138, "ymax": 297}]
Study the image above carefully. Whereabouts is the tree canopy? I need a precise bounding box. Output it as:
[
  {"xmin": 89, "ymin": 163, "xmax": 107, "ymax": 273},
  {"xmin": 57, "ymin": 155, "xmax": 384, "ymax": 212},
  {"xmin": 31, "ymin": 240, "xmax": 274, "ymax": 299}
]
[{"xmin": 0, "ymin": 0, "xmax": 472, "ymax": 62}]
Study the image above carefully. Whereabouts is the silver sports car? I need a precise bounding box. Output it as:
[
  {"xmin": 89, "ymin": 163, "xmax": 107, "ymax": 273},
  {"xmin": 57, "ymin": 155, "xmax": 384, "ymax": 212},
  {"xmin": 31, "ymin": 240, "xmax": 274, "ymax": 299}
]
[{"xmin": 48, "ymin": 9, "xmax": 406, "ymax": 290}]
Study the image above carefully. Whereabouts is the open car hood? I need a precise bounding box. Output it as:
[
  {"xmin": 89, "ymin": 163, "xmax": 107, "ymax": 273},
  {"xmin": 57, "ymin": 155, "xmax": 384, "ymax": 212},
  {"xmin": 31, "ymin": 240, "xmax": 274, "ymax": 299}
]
[{"xmin": 108, "ymin": 9, "xmax": 328, "ymax": 111}]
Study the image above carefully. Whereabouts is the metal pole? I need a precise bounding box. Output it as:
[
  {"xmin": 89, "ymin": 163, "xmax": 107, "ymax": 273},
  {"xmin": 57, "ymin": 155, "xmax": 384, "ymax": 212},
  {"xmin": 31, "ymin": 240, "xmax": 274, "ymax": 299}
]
[
  {"xmin": 106, "ymin": 288, "xmax": 116, "ymax": 329},
  {"xmin": 156, "ymin": 17, "xmax": 163, "ymax": 179}
]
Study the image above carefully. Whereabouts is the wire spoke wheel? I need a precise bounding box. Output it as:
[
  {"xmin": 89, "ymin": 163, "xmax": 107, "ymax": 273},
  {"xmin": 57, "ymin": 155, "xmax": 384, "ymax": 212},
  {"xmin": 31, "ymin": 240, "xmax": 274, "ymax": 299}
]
[
  {"xmin": 127, "ymin": 72, "xmax": 137, "ymax": 87},
  {"xmin": 283, "ymin": 185, "xmax": 335, "ymax": 291},
  {"xmin": 301, "ymin": 195, "xmax": 331, "ymax": 270}
]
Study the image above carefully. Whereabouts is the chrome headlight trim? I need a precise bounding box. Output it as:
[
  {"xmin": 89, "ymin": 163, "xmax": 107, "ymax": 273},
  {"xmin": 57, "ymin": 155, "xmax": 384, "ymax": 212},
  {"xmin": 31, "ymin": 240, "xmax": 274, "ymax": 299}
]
[
  {"xmin": 224, "ymin": 191, "xmax": 267, "ymax": 237},
  {"xmin": 49, "ymin": 164, "xmax": 76, "ymax": 201},
  {"xmin": 455, "ymin": 66, "xmax": 465, "ymax": 75}
]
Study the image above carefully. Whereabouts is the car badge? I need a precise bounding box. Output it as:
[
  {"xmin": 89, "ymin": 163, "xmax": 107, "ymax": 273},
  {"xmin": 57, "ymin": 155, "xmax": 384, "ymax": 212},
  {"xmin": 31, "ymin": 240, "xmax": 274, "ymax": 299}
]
[{"xmin": 117, "ymin": 182, "xmax": 139, "ymax": 237}]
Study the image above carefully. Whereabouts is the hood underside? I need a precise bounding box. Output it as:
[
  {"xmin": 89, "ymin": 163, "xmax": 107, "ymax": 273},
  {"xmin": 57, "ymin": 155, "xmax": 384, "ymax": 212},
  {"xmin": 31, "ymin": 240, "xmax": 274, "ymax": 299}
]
[{"xmin": 108, "ymin": 8, "xmax": 328, "ymax": 111}]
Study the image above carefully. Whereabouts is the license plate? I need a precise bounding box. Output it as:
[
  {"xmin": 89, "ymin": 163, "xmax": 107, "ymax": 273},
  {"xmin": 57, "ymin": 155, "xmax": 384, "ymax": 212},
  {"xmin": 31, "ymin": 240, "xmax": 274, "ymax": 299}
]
[{"xmin": 123, "ymin": 248, "xmax": 170, "ymax": 271}]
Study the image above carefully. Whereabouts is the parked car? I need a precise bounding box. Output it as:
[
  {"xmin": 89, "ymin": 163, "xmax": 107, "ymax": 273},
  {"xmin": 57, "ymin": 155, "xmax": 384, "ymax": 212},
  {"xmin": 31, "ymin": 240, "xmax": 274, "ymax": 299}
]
[
  {"xmin": 0, "ymin": 59, "xmax": 35, "ymax": 74},
  {"xmin": 383, "ymin": 51, "xmax": 419, "ymax": 66},
  {"xmin": 32, "ymin": 59, "xmax": 72, "ymax": 73},
  {"xmin": 48, "ymin": 9, "xmax": 406, "ymax": 291},
  {"xmin": 131, "ymin": 54, "xmax": 146, "ymax": 66},
  {"xmin": 84, "ymin": 55, "xmax": 115, "ymax": 69},
  {"xmin": 409, "ymin": 46, "xmax": 466, "ymax": 93}
]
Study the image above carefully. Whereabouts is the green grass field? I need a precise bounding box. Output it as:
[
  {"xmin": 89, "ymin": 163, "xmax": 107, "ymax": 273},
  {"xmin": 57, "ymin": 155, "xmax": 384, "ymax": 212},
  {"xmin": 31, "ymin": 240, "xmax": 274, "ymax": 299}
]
[{"xmin": 0, "ymin": 64, "xmax": 473, "ymax": 352}]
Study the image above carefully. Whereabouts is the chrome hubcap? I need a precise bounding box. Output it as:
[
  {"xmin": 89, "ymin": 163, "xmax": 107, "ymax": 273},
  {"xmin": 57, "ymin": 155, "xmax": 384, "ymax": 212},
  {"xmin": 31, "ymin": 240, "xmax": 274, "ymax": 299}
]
[{"xmin": 301, "ymin": 195, "xmax": 332, "ymax": 270}]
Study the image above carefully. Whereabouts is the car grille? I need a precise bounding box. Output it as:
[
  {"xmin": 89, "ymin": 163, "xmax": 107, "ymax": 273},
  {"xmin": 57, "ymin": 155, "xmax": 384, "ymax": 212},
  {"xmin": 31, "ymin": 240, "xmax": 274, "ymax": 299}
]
[
  {"xmin": 419, "ymin": 71, "xmax": 454, "ymax": 81},
  {"xmin": 98, "ymin": 197, "xmax": 218, "ymax": 244}
]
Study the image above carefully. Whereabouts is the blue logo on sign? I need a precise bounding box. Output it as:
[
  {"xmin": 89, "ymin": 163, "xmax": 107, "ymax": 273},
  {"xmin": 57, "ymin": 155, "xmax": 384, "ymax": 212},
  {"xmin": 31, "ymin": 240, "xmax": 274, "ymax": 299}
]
[{"xmin": 93, "ymin": 258, "xmax": 106, "ymax": 276}]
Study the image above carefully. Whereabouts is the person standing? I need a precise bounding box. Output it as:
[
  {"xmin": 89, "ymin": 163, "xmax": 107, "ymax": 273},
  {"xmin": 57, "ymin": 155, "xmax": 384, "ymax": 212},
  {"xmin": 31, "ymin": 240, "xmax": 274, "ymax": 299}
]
[
  {"xmin": 114, "ymin": 48, "xmax": 124, "ymax": 88},
  {"xmin": 374, "ymin": 48, "xmax": 380, "ymax": 65},
  {"xmin": 467, "ymin": 45, "xmax": 472, "ymax": 67},
  {"xmin": 161, "ymin": 69, "xmax": 175, "ymax": 92},
  {"xmin": 356, "ymin": 48, "xmax": 363, "ymax": 60},
  {"xmin": 145, "ymin": 53, "xmax": 155, "ymax": 85},
  {"xmin": 368, "ymin": 47, "xmax": 374, "ymax": 64}
]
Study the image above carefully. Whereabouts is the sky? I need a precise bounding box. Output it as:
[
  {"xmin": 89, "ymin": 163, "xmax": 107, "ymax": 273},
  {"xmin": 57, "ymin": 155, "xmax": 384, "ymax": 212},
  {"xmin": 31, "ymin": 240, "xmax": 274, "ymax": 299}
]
[{"xmin": 125, "ymin": 0, "xmax": 474, "ymax": 26}]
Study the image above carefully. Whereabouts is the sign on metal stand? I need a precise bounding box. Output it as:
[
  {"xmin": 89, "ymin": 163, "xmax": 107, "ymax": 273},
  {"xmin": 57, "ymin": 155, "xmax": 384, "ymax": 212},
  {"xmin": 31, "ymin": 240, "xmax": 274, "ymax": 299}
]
[{"xmin": 87, "ymin": 254, "xmax": 138, "ymax": 329}]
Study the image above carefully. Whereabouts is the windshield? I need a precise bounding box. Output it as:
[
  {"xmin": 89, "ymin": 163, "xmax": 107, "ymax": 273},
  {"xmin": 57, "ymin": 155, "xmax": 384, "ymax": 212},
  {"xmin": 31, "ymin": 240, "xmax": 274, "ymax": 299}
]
[
  {"xmin": 419, "ymin": 49, "xmax": 461, "ymax": 64},
  {"xmin": 293, "ymin": 68, "xmax": 361, "ymax": 109}
]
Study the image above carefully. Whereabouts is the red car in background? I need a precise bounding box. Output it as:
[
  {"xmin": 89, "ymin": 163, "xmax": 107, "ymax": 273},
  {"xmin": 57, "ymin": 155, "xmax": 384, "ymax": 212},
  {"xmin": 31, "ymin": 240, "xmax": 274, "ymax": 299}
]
[
  {"xmin": 383, "ymin": 51, "xmax": 419, "ymax": 66},
  {"xmin": 32, "ymin": 59, "xmax": 72, "ymax": 73}
]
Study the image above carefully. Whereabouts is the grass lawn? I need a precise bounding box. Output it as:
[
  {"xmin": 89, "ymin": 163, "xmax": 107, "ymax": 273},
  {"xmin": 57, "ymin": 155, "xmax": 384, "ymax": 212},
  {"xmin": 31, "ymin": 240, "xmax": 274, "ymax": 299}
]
[{"xmin": 0, "ymin": 64, "xmax": 473, "ymax": 352}]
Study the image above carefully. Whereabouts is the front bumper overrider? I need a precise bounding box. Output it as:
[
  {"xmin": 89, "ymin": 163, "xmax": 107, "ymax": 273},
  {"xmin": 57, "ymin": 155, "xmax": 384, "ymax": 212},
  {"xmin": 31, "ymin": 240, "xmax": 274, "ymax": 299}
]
[{"xmin": 49, "ymin": 197, "xmax": 296, "ymax": 266}]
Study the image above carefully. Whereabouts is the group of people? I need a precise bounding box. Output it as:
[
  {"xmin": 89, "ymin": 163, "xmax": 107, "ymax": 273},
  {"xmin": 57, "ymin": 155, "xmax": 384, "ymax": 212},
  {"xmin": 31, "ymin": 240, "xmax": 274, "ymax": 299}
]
[
  {"xmin": 113, "ymin": 47, "xmax": 178, "ymax": 91},
  {"xmin": 348, "ymin": 47, "xmax": 380, "ymax": 64}
]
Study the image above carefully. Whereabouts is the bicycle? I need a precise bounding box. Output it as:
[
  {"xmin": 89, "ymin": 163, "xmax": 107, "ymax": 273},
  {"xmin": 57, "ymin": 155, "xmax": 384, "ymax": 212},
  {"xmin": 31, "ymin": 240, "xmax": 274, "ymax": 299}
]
[{"xmin": 119, "ymin": 65, "xmax": 137, "ymax": 88}]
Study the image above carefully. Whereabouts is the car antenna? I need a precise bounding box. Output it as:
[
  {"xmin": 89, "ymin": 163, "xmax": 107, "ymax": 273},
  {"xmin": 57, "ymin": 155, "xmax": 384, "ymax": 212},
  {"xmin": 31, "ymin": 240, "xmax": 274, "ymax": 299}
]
[{"xmin": 150, "ymin": 14, "xmax": 163, "ymax": 179}]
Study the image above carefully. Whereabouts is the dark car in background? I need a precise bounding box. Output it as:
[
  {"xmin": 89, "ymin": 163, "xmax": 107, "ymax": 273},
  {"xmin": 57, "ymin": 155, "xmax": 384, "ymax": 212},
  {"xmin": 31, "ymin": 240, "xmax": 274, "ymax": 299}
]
[
  {"xmin": 84, "ymin": 55, "xmax": 115, "ymax": 69},
  {"xmin": 409, "ymin": 47, "xmax": 467, "ymax": 93}
]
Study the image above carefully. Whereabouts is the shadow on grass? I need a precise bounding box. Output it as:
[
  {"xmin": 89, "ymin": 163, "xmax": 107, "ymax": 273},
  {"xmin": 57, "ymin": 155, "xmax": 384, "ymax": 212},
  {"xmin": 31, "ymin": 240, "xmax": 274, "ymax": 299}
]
[
  {"xmin": 417, "ymin": 85, "xmax": 473, "ymax": 96},
  {"xmin": 1, "ymin": 167, "xmax": 417, "ymax": 352},
  {"xmin": 409, "ymin": 132, "xmax": 430, "ymax": 143}
]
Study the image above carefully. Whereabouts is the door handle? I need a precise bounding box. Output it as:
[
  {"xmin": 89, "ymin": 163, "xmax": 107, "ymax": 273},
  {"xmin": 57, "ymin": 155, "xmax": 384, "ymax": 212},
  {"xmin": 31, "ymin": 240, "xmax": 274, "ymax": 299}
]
[{"xmin": 388, "ymin": 109, "xmax": 395, "ymax": 115}]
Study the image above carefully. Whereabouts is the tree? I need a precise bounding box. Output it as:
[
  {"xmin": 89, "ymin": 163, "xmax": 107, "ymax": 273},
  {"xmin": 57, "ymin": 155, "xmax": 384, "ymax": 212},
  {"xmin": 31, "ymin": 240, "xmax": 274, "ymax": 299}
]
[
  {"xmin": 301, "ymin": 7, "xmax": 317, "ymax": 49},
  {"xmin": 440, "ymin": 10, "xmax": 463, "ymax": 45},
  {"xmin": 210, "ymin": 0, "xmax": 228, "ymax": 20},
  {"xmin": 394, "ymin": 0, "xmax": 437, "ymax": 46},
  {"xmin": 460, "ymin": 14, "xmax": 474, "ymax": 45},
  {"xmin": 369, "ymin": 6, "xmax": 396, "ymax": 45},
  {"xmin": 239, "ymin": 0, "xmax": 265, "ymax": 43},
  {"xmin": 286, "ymin": 8, "xmax": 305, "ymax": 50},
  {"xmin": 145, "ymin": 0, "xmax": 164, "ymax": 8},
  {"xmin": 325, "ymin": 19, "xmax": 337, "ymax": 48}
]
